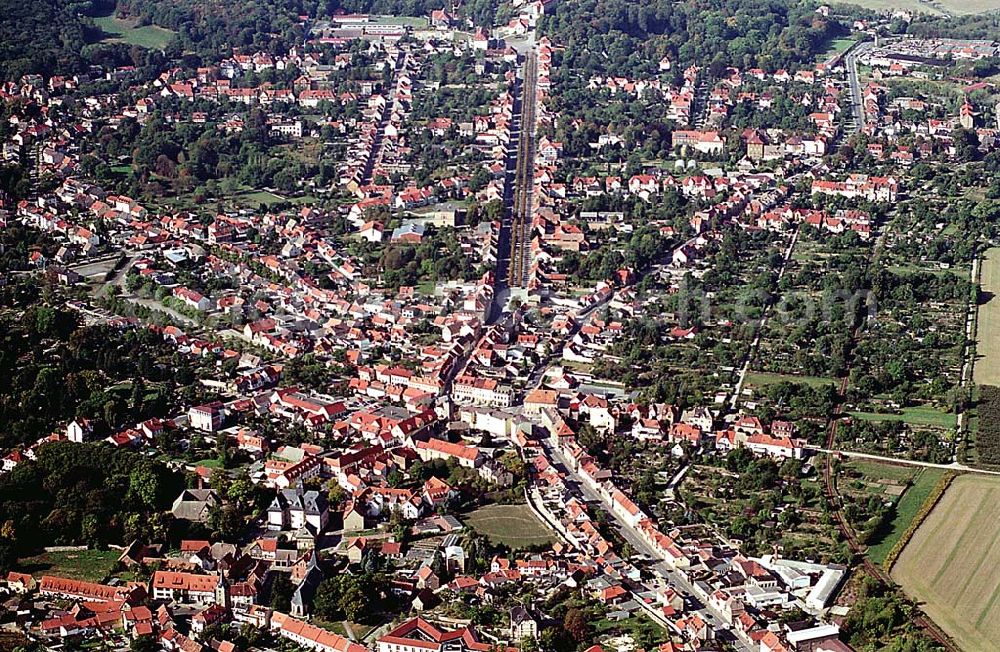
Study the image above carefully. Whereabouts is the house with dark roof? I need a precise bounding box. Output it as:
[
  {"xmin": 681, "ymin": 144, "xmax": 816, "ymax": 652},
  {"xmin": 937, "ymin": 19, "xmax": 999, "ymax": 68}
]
[
  {"xmin": 172, "ymin": 489, "xmax": 221, "ymax": 523},
  {"xmin": 267, "ymin": 486, "xmax": 329, "ymax": 533}
]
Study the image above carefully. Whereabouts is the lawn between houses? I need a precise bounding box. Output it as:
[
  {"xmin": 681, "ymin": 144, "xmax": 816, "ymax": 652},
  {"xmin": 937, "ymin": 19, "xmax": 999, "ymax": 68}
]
[{"xmin": 465, "ymin": 504, "xmax": 555, "ymax": 549}]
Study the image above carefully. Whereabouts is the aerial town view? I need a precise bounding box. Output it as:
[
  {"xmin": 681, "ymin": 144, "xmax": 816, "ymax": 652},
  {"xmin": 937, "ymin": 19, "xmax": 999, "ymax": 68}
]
[{"xmin": 4, "ymin": 0, "xmax": 1000, "ymax": 650}]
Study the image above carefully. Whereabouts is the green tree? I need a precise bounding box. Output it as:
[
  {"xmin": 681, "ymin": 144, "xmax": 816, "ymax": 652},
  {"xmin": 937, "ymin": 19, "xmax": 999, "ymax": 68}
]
[{"xmin": 270, "ymin": 572, "xmax": 294, "ymax": 612}]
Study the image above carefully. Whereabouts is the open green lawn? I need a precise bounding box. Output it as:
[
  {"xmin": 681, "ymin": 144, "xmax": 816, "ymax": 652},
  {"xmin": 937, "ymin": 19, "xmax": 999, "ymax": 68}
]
[
  {"xmin": 845, "ymin": 459, "xmax": 919, "ymax": 484},
  {"xmin": 17, "ymin": 549, "xmax": 120, "ymax": 582},
  {"xmin": 236, "ymin": 190, "xmax": 288, "ymax": 206},
  {"xmin": 230, "ymin": 190, "xmax": 319, "ymax": 207},
  {"xmin": 375, "ymin": 15, "xmax": 429, "ymax": 27},
  {"xmin": 465, "ymin": 504, "xmax": 555, "ymax": 549},
  {"xmin": 850, "ymin": 406, "xmax": 957, "ymax": 429},
  {"xmin": 865, "ymin": 466, "xmax": 944, "ymax": 564},
  {"xmin": 746, "ymin": 372, "xmax": 837, "ymax": 389},
  {"xmin": 93, "ymin": 14, "xmax": 175, "ymax": 49},
  {"xmin": 887, "ymin": 263, "xmax": 968, "ymax": 280},
  {"xmin": 817, "ymin": 38, "xmax": 856, "ymax": 62}
]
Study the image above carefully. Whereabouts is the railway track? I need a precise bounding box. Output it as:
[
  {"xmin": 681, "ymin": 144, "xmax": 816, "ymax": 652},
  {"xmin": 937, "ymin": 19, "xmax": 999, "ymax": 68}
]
[
  {"xmin": 508, "ymin": 52, "xmax": 538, "ymax": 289},
  {"xmin": 817, "ymin": 213, "xmax": 956, "ymax": 650},
  {"xmin": 824, "ymin": 377, "xmax": 956, "ymax": 650}
]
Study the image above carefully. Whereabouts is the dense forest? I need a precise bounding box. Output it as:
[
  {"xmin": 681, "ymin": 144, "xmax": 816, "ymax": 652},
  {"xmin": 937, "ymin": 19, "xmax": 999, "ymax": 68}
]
[
  {"xmin": 0, "ymin": 290, "xmax": 201, "ymax": 451},
  {"xmin": 0, "ymin": 441, "xmax": 183, "ymax": 564},
  {"xmin": 116, "ymin": 0, "xmax": 306, "ymax": 57},
  {"xmin": 0, "ymin": 0, "xmax": 454, "ymax": 82},
  {"xmin": 906, "ymin": 12, "xmax": 1000, "ymax": 40},
  {"xmin": 0, "ymin": 0, "xmax": 101, "ymax": 80},
  {"xmin": 976, "ymin": 385, "xmax": 1000, "ymax": 467},
  {"xmin": 1, "ymin": 0, "xmax": 840, "ymax": 82},
  {"xmin": 540, "ymin": 0, "xmax": 842, "ymax": 78}
]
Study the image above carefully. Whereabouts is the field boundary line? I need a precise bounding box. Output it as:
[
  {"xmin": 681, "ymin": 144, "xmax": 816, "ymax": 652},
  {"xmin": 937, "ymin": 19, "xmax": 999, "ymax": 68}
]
[{"xmin": 883, "ymin": 471, "xmax": 956, "ymax": 573}]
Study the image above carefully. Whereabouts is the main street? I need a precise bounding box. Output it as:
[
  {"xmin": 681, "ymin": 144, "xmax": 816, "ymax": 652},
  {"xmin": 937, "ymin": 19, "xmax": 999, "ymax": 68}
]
[{"xmin": 843, "ymin": 40, "xmax": 873, "ymax": 134}]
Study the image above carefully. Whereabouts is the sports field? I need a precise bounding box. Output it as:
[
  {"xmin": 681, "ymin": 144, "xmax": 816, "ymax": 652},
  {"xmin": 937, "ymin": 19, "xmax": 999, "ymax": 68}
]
[
  {"xmin": 466, "ymin": 504, "xmax": 555, "ymax": 549},
  {"xmin": 892, "ymin": 474, "xmax": 1000, "ymax": 651},
  {"xmin": 816, "ymin": 38, "xmax": 856, "ymax": 63},
  {"xmin": 975, "ymin": 248, "xmax": 1000, "ymax": 386}
]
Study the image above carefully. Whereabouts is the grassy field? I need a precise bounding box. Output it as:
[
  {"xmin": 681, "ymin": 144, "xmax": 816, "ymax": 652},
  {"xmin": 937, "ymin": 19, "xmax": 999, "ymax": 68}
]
[
  {"xmin": 975, "ymin": 248, "xmax": 1000, "ymax": 386},
  {"xmin": 465, "ymin": 504, "xmax": 555, "ymax": 549},
  {"xmin": 817, "ymin": 38, "xmax": 856, "ymax": 62},
  {"xmin": 746, "ymin": 372, "xmax": 837, "ymax": 389},
  {"xmin": 17, "ymin": 549, "xmax": 120, "ymax": 582},
  {"xmin": 93, "ymin": 14, "xmax": 175, "ymax": 49},
  {"xmin": 375, "ymin": 15, "xmax": 429, "ymax": 27},
  {"xmin": 892, "ymin": 474, "xmax": 1000, "ymax": 651},
  {"xmin": 231, "ymin": 190, "xmax": 320, "ymax": 207},
  {"xmin": 850, "ymin": 407, "xmax": 957, "ymax": 429},
  {"xmin": 836, "ymin": 0, "xmax": 1000, "ymax": 15},
  {"xmin": 846, "ymin": 459, "xmax": 919, "ymax": 484},
  {"xmin": 861, "ymin": 465, "xmax": 944, "ymax": 564},
  {"xmin": 236, "ymin": 190, "xmax": 288, "ymax": 206}
]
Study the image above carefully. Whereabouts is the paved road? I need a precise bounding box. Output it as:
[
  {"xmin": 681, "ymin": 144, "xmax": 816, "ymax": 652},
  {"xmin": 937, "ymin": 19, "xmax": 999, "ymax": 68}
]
[
  {"xmin": 957, "ymin": 253, "xmax": 980, "ymax": 435},
  {"xmin": 819, "ymin": 447, "xmax": 1000, "ymax": 476},
  {"xmin": 843, "ymin": 41, "xmax": 873, "ymax": 134}
]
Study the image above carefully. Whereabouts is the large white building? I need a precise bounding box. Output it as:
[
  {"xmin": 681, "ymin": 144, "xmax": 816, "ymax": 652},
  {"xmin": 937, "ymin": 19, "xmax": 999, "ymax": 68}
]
[{"xmin": 151, "ymin": 571, "xmax": 223, "ymax": 606}]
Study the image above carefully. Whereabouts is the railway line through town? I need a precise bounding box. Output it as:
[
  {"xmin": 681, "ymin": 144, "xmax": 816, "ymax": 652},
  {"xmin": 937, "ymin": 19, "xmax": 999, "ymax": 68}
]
[{"xmin": 507, "ymin": 51, "xmax": 538, "ymax": 291}]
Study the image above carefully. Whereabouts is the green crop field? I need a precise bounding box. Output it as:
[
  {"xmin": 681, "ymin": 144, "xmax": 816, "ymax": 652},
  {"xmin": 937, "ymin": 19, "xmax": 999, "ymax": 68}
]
[
  {"xmin": 976, "ymin": 248, "xmax": 1000, "ymax": 386},
  {"xmin": 836, "ymin": 0, "xmax": 1000, "ymax": 16},
  {"xmin": 893, "ymin": 474, "xmax": 1000, "ymax": 651},
  {"xmin": 466, "ymin": 504, "xmax": 555, "ymax": 549}
]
